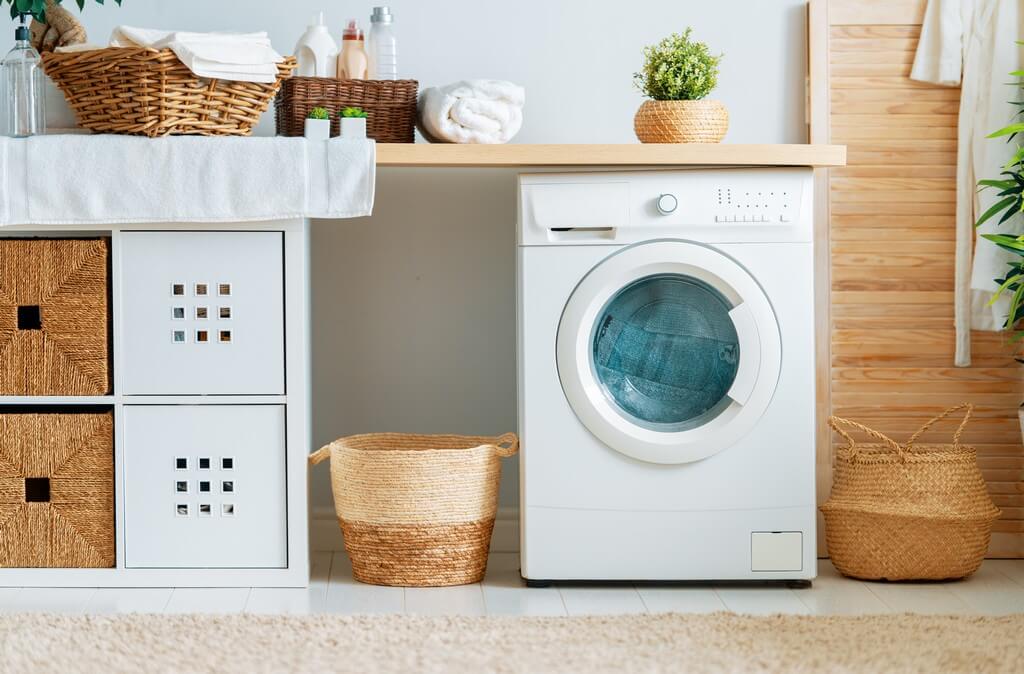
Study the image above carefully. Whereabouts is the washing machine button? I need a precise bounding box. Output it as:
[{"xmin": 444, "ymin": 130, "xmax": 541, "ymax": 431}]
[{"xmin": 656, "ymin": 193, "xmax": 678, "ymax": 215}]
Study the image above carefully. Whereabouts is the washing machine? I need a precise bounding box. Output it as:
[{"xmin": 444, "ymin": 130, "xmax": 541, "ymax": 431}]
[{"xmin": 517, "ymin": 168, "xmax": 817, "ymax": 583}]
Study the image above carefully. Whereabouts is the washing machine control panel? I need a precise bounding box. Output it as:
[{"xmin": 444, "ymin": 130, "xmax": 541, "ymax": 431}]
[{"xmin": 711, "ymin": 185, "xmax": 797, "ymax": 223}]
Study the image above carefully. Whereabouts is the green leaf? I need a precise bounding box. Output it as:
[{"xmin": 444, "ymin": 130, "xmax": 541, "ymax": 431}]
[
  {"xmin": 979, "ymin": 179, "xmax": 1016, "ymax": 190},
  {"xmin": 975, "ymin": 195, "xmax": 1016, "ymax": 227},
  {"xmin": 988, "ymin": 122, "xmax": 1024, "ymax": 139},
  {"xmin": 989, "ymin": 274, "xmax": 1024, "ymax": 305}
]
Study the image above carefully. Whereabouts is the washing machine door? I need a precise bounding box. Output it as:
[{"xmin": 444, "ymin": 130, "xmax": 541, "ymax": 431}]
[{"xmin": 557, "ymin": 240, "xmax": 782, "ymax": 464}]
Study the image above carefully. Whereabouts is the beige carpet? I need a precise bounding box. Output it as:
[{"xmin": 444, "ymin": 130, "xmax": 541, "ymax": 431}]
[{"xmin": 1, "ymin": 612, "xmax": 1022, "ymax": 674}]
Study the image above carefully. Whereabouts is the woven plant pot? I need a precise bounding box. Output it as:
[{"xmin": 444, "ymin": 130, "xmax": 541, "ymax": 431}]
[
  {"xmin": 42, "ymin": 48, "xmax": 296, "ymax": 137},
  {"xmin": 821, "ymin": 404, "xmax": 1000, "ymax": 581},
  {"xmin": 634, "ymin": 99, "xmax": 729, "ymax": 143},
  {"xmin": 310, "ymin": 433, "xmax": 518, "ymax": 587},
  {"xmin": 0, "ymin": 410, "xmax": 114, "ymax": 568}
]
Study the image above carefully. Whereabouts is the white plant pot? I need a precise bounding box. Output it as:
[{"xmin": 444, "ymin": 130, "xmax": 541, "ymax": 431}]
[
  {"xmin": 304, "ymin": 118, "xmax": 331, "ymax": 141},
  {"xmin": 339, "ymin": 117, "xmax": 367, "ymax": 139}
]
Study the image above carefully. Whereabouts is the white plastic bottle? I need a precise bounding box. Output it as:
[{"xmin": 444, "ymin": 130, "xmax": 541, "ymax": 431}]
[
  {"xmin": 1, "ymin": 15, "xmax": 45, "ymax": 137},
  {"xmin": 294, "ymin": 12, "xmax": 338, "ymax": 78},
  {"xmin": 367, "ymin": 6, "xmax": 397, "ymax": 80}
]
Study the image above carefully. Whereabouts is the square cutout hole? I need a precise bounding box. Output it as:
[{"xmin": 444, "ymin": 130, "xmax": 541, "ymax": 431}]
[
  {"xmin": 221, "ymin": 457, "xmax": 234, "ymax": 470},
  {"xmin": 199, "ymin": 480, "xmax": 211, "ymax": 493},
  {"xmin": 17, "ymin": 305, "xmax": 42, "ymax": 330},
  {"xmin": 195, "ymin": 306, "xmax": 209, "ymax": 320},
  {"xmin": 219, "ymin": 330, "xmax": 232, "ymax": 343},
  {"xmin": 198, "ymin": 504, "xmax": 212, "ymax": 517},
  {"xmin": 171, "ymin": 283, "xmax": 186, "ymax": 296},
  {"xmin": 218, "ymin": 306, "xmax": 232, "ymax": 319},
  {"xmin": 221, "ymin": 503, "xmax": 235, "ymax": 517},
  {"xmin": 175, "ymin": 457, "xmax": 188, "ymax": 470},
  {"xmin": 196, "ymin": 330, "xmax": 209, "ymax": 343},
  {"xmin": 24, "ymin": 477, "xmax": 50, "ymax": 503},
  {"xmin": 218, "ymin": 283, "xmax": 231, "ymax": 296},
  {"xmin": 175, "ymin": 480, "xmax": 189, "ymax": 493},
  {"xmin": 172, "ymin": 330, "xmax": 186, "ymax": 344},
  {"xmin": 171, "ymin": 306, "xmax": 186, "ymax": 320},
  {"xmin": 195, "ymin": 283, "xmax": 209, "ymax": 296},
  {"xmin": 222, "ymin": 480, "xmax": 234, "ymax": 494},
  {"xmin": 176, "ymin": 504, "xmax": 189, "ymax": 517},
  {"xmin": 198, "ymin": 457, "xmax": 211, "ymax": 470}
]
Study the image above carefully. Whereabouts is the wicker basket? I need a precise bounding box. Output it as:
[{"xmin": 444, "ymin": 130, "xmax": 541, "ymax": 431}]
[
  {"xmin": 41, "ymin": 47, "xmax": 296, "ymax": 137},
  {"xmin": 634, "ymin": 99, "xmax": 729, "ymax": 143},
  {"xmin": 0, "ymin": 409, "xmax": 114, "ymax": 568},
  {"xmin": 310, "ymin": 432, "xmax": 518, "ymax": 587},
  {"xmin": 821, "ymin": 404, "xmax": 1001, "ymax": 581},
  {"xmin": 275, "ymin": 77, "xmax": 418, "ymax": 142},
  {"xmin": 0, "ymin": 239, "xmax": 110, "ymax": 395}
]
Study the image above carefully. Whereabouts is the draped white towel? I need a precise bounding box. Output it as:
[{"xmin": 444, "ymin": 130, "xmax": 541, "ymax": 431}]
[
  {"xmin": 0, "ymin": 136, "xmax": 375, "ymax": 225},
  {"xmin": 911, "ymin": 0, "xmax": 1024, "ymax": 366},
  {"xmin": 109, "ymin": 26, "xmax": 285, "ymax": 83},
  {"xmin": 417, "ymin": 80, "xmax": 525, "ymax": 144}
]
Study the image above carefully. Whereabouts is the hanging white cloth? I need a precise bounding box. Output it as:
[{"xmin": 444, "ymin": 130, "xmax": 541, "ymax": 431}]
[{"xmin": 911, "ymin": 0, "xmax": 1024, "ymax": 366}]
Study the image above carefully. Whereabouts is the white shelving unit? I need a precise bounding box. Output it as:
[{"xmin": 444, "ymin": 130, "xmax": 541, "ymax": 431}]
[{"xmin": 0, "ymin": 220, "xmax": 310, "ymax": 587}]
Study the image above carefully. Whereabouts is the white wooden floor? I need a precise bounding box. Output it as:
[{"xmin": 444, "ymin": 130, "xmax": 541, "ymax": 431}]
[{"xmin": 1, "ymin": 555, "xmax": 1023, "ymax": 616}]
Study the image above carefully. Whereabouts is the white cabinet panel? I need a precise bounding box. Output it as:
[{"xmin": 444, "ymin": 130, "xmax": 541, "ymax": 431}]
[
  {"xmin": 121, "ymin": 231, "xmax": 285, "ymax": 395},
  {"xmin": 123, "ymin": 405, "xmax": 287, "ymax": 569}
]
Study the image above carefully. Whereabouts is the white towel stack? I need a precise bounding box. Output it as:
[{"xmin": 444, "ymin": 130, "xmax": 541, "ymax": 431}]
[
  {"xmin": 417, "ymin": 80, "xmax": 525, "ymax": 144},
  {"xmin": 109, "ymin": 26, "xmax": 285, "ymax": 83}
]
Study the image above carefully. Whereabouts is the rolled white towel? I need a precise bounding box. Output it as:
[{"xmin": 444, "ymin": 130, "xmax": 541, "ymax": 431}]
[{"xmin": 417, "ymin": 80, "xmax": 525, "ymax": 144}]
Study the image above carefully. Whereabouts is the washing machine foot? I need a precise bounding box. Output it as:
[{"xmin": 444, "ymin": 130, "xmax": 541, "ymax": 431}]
[
  {"xmin": 523, "ymin": 578, "xmax": 554, "ymax": 588},
  {"xmin": 786, "ymin": 579, "xmax": 812, "ymax": 589}
]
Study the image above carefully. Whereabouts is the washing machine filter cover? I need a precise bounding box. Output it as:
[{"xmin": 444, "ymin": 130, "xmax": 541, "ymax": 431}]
[{"xmin": 592, "ymin": 274, "xmax": 739, "ymax": 430}]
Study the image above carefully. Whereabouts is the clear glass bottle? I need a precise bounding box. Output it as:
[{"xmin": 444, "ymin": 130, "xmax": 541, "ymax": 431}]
[
  {"xmin": 2, "ymin": 15, "xmax": 46, "ymax": 137},
  {"xmin": 367, "ymin": 7, "xmax": 397, "ymax": 80}
]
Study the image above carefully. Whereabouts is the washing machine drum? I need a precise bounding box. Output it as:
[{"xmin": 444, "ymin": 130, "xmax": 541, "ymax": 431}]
[{"xmin": 557, "ymin": 241, "xmax": 782, "ymax": 464}]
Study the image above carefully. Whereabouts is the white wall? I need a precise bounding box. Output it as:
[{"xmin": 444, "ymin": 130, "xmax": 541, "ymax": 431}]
[{"xmin": 8, "ymin": 0, "xmax": 809, "ymax": 508}]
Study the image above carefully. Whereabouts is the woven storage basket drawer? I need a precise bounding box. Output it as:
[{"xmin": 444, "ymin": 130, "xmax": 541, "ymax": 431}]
[
  {"xmin": 0, "ymin": 409, "xmax": 114, "ymax": 568},
  {"xmin": 0, "ymin": 239, "xmax": 110, "ymax": 396},
  {"xmin": 310, "ymin": 433, "xmax": 518, "ymax": 587},
  {"xmin": 821, "ymin": 404, "xmax": 1001, "ymax": 581},
  {"xmin": 42, "ymin": 48, "xmax": 296, "ymax": 137},
  {"xmin": 275, "ymin": 77, "xmax": 418, "ymax": 142}
]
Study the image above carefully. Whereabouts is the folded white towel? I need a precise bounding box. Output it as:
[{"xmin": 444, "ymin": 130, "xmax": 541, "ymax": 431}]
[
  {"xmin": 417, "ymin": 80, "xmax": 525, "ymax": 144},
  {"xmin": 110, "ymin": 26, "xmax": 284, "ymax": 83},
  {"xmin": 0, "ymin": 136, "xmax": 375, "ymax": 225}
]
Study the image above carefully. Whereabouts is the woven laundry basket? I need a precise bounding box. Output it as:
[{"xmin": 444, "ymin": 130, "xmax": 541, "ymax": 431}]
[
  {"xmin": 310, "ymin": 432, "xmax": 518, "ymax": 587},
  {"xmin": 0, "ymin": 410, "xmax": 114, "ymax": 568},
  {"xmin": 634, "ymin": 99, "xmax": 729, "ymax": 143},
  {"xmin": 0, "ymin": 239, "xmax": 110, "ymax": 395},
  {"xmin": 42, "ymin": 47, "xmax": 296, "ymax": 137},
  {"xmin": 821, "ymin": 404, "xmax": 1000, "ymax": 581}
]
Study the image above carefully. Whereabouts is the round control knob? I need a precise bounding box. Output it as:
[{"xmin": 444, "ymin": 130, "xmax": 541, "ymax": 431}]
[{"xmin": 656, "ymin": 193, "xmax": 678, "ymax": 215}]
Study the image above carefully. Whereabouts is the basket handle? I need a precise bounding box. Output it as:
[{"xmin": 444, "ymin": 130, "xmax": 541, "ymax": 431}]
[
  {"xmin": 487, "ymin": 432, "xmax": 520, "ymax": 458},
  {"xmin": 905, "ymin": 403, "xmax": 973, "ymax": 449},
  {"xmin": 827, "ymin": 416, "xmax": 903, "ymax": 460},
  {"xmin": 309, "ymin": 443, "xmax": 333, "ymax": 466}
]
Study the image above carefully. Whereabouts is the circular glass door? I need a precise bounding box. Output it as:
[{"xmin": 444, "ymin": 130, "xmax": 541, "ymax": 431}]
[
  {"xmin": 592, "ymin": 274, "xmax": 740, "ymax": 432},
  {"xmin": 557, "ymin": 240, "xmax": 781, "ymax": 465}
]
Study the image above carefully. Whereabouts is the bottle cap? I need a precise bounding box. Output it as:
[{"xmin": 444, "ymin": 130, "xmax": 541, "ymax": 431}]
[
  {"xmin": 342, "ymin": 20, "xmax": 363, "ymax": 40},
  {"xmin": 371, "ymin": 7, "xmax": 393, "ymax": 24},
  {"xmin": 14, "ymin": 13, "xmax": 28, "ymax": 41},
  {"xmin": 311, "ymin": 11, "xmax": 327, "ymax": 28}
]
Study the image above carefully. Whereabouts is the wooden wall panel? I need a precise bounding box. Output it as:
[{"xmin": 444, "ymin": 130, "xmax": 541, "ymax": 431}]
[{"xmin": 813, "ymin": 0, "xmax": 1024, "ymax": 557}]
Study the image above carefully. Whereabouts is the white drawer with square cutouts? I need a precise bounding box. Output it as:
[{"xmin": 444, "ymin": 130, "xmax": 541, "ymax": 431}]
[
  {"xmin": 123, "ymin": 405, "xmax": 287, "ymax": 569},
  {"xmin": 120, "ymin": 231, "xmax": 285, "ymax": 395}
]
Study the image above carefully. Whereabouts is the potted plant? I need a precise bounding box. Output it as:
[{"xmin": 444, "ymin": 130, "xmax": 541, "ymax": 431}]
[
  {"xmin": 976, "ymin": 64, "xmax": 1024, "ymax": 442},
  {"xmin": 339, "ymin": 106, "xmax": 368, "ymax": 139},
  {"xmin": 633, "ymin": 28, "xmax": 727, "ymax": 144},
  {"xmin": 304, "ymin": 106, "xmax": 331, "ymax": 141}
]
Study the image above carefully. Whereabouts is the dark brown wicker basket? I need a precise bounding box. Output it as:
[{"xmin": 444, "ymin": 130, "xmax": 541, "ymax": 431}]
[{"xmin": 275, "ymin": 77, "xmax": 418, "ymax": 142}]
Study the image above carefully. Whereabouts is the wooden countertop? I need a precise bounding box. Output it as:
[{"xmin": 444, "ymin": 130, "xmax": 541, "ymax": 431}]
[{"xmin": 375, "ymin": 143, "xmax": 846, "ymax": 168}]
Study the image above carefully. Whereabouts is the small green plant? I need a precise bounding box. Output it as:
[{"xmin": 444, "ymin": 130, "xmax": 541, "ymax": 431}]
[
  {"xmin": 339, "ymin": 106, "xmax": 368, "ymax": 119},
  {"xmin": 6, "ymin": 0, "xmax": 118, "ymax": 22},
  {"xmin": 633, "ymin": 29, "xmax": 722, "ymax": 101},
  {"xmin": 307, "ymin": 107, "xmax": 330, "ymax": 120}
]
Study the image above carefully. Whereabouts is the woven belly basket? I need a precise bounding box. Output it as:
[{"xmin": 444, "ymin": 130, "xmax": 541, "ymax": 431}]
[
  {"xmin": 310, "ymin": 433, "xmax": 518, "ymax": 587},
  {"xmin": 821, "ymin": 404, "xmax": 1000, "ymax": 581}
]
